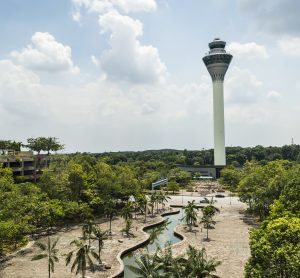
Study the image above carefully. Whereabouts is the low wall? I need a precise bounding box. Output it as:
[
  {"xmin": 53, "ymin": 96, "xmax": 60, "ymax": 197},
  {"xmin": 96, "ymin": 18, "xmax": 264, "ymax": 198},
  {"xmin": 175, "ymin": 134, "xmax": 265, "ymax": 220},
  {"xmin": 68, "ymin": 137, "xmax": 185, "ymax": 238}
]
[{"xmin": 110, "ymin": 210, "xmax": 181, "ymax": 278}]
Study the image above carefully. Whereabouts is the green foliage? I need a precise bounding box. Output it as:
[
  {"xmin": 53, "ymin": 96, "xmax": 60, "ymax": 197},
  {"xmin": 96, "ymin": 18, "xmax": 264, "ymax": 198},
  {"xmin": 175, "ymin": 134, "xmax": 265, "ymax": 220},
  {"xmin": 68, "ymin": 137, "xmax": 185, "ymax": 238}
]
[
  {"xmin": 168, "ymin": 168, "xmax": 191, "ymax": 186},
  {"xmin": 219, "ymin": 166, "xmax": 242, "ymax": 191},
  {"xmin": 238, "ymin": 160, "xmax": 300, "ymax": 277},
  {"xmin": 128, "ymin": 249, "xmax": 164, "ymax": 278},
  {"xmin": 182, "ymin": 200, "xmax": 198, "ymax": 231},
  {"xmin": 167, "ymin": 181, "xmax": 180, "ymax": 194},
  {"xmin": 238, "ymin": 160, "xmax": 292, "ymax": 219},
  {"xmin": 26, "ymin": 137, "xmax": 63, "ymax": 155},
  {"xmin": 91, "ymin": 226, "xmax": 108, "ymax": 263},
  {"xmin": 65, "ymin": 239, "xmax": 99, "ymax": 277},
  {"xmin": 245, "ymin": 216, "xmax": 300, "ymax": 277},
  {"xmin": 131, "ymin": 244, "xmax": 220, "ymax": 277}
]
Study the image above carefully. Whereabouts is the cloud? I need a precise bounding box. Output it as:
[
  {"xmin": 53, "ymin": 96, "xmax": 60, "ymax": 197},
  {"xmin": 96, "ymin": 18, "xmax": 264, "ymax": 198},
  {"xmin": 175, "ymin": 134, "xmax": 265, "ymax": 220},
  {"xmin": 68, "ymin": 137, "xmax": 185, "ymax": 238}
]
[
  {"xmin": 278, "ymin": 37, "xmax": 300, "ymax": 56},
  {"xmin": 225, "ymin": 66, "xmax": 263, "ymax": 104},
  {"xmin": 227, "ymin": 42, "xmax": 269, "ymax": 59},
  {"xmin": 91, "ymin": 55, "xmax": 100, "ymax": 66},
  {"xmin": 0, "ymin": 60, "xmax": 45, "ymax": 121},
  {"xmin": 98, "ymin": 10, "xmax": 166, "ymax": 83},
  {"xmin": 71, "ymin": 0, "xmax": 156, "ymax": 21},
  {"xmin": 267, "ymin": 90, "xmax": 281, "ymax": 102},
  {"xmin": 238, "ymin": 0, "xmax": 300, "ymax": 36},
  {"xmin": 10, "ymin": 32, "xmax": 79, "ymax": 74}
]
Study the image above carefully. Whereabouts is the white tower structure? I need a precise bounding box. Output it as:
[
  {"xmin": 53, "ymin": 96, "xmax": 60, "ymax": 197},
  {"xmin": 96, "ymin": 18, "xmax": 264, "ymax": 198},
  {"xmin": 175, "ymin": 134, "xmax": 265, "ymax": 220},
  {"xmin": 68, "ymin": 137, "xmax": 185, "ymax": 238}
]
[{"xmin": 203, "ymin": 38, "xmax": 232, "ymax": 166}]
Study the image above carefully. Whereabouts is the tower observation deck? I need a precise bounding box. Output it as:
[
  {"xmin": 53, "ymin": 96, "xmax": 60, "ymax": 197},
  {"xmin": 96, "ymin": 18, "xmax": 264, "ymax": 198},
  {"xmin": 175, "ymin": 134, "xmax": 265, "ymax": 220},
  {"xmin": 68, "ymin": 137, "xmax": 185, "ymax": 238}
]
[{"xmin": 203, "ymin": 38, "xmax": 232, "ymax": 166}]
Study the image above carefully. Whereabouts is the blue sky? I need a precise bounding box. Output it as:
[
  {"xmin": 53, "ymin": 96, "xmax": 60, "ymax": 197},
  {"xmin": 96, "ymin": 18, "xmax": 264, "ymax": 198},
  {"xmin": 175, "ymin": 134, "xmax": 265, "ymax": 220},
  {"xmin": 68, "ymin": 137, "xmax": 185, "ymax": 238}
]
[{"xmin": 1, "ymin": 0, "xmax": 300, "ymax": 152}]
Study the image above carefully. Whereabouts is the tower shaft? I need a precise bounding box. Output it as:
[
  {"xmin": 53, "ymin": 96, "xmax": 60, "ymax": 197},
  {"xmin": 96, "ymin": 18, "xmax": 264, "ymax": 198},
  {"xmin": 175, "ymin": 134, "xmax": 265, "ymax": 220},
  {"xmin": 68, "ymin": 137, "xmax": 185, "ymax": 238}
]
[{"xmin": 213, "ymin": 80, "xmax": 225, "ymax": 165}]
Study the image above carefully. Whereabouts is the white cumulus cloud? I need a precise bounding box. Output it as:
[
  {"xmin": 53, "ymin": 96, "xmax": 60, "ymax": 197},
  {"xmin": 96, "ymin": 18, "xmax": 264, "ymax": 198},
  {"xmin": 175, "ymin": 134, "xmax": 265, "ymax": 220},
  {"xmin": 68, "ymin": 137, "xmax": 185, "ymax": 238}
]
[
  {"xmin": 71, "ymin": 0, "xmax": 156, "ymax": 21},
  {"xmin": 278, "ymin": 37, "xmax": 300, "ymax": 56},
  {"xmin": 10, "ymin": 32, "xmax": 79, "ymax": 74},
  {"xmin": 227, "ymin": 42, "xmax": 269, "ymax": 59},
  {"xmin": 226, "ymin": 66, "xmax": 263, "ymax": 104},
  {"xmin": 267, "ymin": 90, "xmax": 281, "ymax": 101},
  {"xmin": 98, "ymin": 10, "xmax": 166, "ymax": 83}
]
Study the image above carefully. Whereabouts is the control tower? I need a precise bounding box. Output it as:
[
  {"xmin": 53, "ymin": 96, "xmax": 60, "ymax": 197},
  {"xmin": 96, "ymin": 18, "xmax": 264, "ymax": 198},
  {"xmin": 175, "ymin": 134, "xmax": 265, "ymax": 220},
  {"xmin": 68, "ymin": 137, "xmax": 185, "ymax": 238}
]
[{"xmin": 203, "ymin": 38, "xmax": 232, "ymax": 166}]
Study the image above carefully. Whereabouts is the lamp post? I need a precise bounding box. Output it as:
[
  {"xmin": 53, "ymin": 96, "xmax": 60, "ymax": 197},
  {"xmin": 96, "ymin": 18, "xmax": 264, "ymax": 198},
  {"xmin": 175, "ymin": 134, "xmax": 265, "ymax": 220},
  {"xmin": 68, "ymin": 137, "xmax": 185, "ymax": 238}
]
[{"xmin": 181, "ymin": 187, "xmax": 184, "ymax": 217}]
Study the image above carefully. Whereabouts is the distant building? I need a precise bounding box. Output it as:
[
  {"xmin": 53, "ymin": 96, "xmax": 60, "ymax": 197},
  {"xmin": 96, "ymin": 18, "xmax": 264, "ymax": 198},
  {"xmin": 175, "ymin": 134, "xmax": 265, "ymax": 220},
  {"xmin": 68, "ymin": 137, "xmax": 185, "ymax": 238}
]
[{"xmin": 0, "ymin": 151, "xmax": 48, "ymax": 181}]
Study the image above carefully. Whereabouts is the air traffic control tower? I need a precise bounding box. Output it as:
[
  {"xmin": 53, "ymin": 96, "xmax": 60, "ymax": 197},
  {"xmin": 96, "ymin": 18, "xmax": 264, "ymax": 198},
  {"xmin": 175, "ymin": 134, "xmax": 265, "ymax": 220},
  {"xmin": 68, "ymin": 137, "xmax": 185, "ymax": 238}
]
[{"xmin": 203, "ymin": 38, "xmax": 232, "ymax": 166}]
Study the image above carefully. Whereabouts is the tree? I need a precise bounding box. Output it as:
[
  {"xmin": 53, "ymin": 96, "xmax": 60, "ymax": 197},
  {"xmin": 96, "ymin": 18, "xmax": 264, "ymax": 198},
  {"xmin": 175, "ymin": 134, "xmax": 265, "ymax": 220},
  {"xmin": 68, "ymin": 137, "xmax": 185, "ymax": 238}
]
[
  {"xmin": 238, "ymin": 160, "xmax": 291, "ymax": 220},
  {"xmin": 157, "ymin": 191, "xmax": 170, "ymax": 211},
  {"xmin": 203, "ymin": 198, "xmax": 220, "ymax": 219},
  {"xmin": 219, "ymin": 166, "xmax": 242, "ymax": 205},
  {"xmin": 31, "ymin": 237, "xmax": 59, "ymax": 278},
  {"xmin": 136, "ymin": 194, "xmax": 148, "ymax": 223},
  {"xmin": 245, "ymin": 216, "xmax": 300, "ymax": 278},
  {"xmin": 149, "ymin": 192, "xmax": 157, "ymax": 217},
  {"xmin": 104, "ymin": 198, "xmax": 117, "ymax": 235},
  {"xmin": 66, "ymin": 239, "xmax": 99, "ymax": 278},
  {"xmin": 167, "ymin": 181, "xmax": 180, "ymax": 194},
  {"xmin": 68, "ymin": 167, "xmax": 87, "ymax": 202},
  {"xmin": 81, "ymin": 219, "xmax": 95, "ymax": 247},
  {"xmin": 122, "ymin": 219, "xmax": 133, "ymax": 237},
  {"xmin": 27, "ymin": 137, "xmax": 45, "ymax": 155},
  {"xmin": 121, "ymin": 201, "xmax": 133, "ymax": 221},
  {"xmin": 200, "ymin": 211, "xmax": 216, "ymax": 240},
  {"xmin": 168, "ymin": 168, "xmax": 191, "ymax": 186},
  {"xmin": 128, "ymin": 250, "xmax": 164, "ymax": 278},
  {"xmin": 44, "ymin": 137, "xmax": 64, "ymax": 155},
  {"xmin": 91, "ymin": 226, "xmax": 108, "ymax": 264},
  {"xmin": 182, "ymin": 200, "xmax": 198, "ymax": 231},
  {"xmin": 184, "ymin": 245, "xmax": 221, "ymax": 277}
]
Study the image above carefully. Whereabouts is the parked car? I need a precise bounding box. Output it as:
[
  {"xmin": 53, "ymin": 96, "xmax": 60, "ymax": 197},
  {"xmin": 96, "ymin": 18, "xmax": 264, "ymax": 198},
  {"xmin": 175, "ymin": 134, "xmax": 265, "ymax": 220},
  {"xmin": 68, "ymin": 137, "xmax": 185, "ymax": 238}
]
[{"xmin": 215, "ymin": 194, "xmax": 225, "ymax": 198}]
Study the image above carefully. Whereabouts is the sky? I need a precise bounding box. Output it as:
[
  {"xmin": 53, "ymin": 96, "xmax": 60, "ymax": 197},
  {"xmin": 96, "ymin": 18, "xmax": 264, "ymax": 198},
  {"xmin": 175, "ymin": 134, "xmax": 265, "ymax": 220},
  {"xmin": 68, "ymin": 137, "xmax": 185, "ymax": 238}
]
[{"xmin": 1, "ymin": 0, "xmax": 300, "ymax": 153}]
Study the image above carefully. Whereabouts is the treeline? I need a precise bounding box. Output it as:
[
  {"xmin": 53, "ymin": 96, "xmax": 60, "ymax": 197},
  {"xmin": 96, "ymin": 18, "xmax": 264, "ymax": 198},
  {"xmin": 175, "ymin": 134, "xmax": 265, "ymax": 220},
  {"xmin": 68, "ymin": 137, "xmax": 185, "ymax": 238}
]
[
  {"xmin": 220, "ymin": 161, "xmax": 300, "ymax": 277},
  {"xmin": 97, "ymin": 144, "xmax": 300, "ymax": 167},
  {"xmin": 0, "ymin": 153, "xmax": 191, "ymax": 256},
  {"xmin": 0, "ymin": 137, "xmax": 63, "ymax": 154}
]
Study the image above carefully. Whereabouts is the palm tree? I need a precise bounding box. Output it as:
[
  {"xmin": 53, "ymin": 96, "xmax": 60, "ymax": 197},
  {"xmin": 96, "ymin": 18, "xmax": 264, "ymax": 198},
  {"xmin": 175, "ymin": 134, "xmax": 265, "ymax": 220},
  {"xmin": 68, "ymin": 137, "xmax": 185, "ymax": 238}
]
[
  {"xmin": 149, "ymin": 192, "xmax": 157, "ymax": 217},
  {"xmin": 104, "ymin": 199, "xmax": 117, "ymax": 235},
  {"xmin": 121, "ymin": 201, "xmax": 133, "ymax": 221},
  {"xmin": 159, "ymin": 191, "xmax": 171, "ymax": 211},
  {"xmin": 200, "ymin": 212, "xmax": 216, "ymax": 240},
  {"xmin": 185, "ymin": 245, "xmax": 221, "ymax": 277},
  {"xmin": 137, "ymin": 194, "xmax": 148, "ymax": 223},
  {"xmin": 182, "ymin": 200, "xmax": 198, "ymax": 231},
  {"xmin": 205, "ymin": 198, "xmax": 220, "ymax": 218},
  {"xmin": 65, "ymin": 239, "xmax": 99, "ymax": 278},
  {"xmin": 91, "ymin": 226, "xmax": 108, "ymax": 264},
  {"xmin": 31, "ymin": 237, "xmax": 59, "ymax": 278},
  {"xmin": 128, "ymin": 251, "xmax": 164, "ymax": 278},
  {"xmin": 81, "ymin": 219, "xmax": 95, "ymax": 247}
]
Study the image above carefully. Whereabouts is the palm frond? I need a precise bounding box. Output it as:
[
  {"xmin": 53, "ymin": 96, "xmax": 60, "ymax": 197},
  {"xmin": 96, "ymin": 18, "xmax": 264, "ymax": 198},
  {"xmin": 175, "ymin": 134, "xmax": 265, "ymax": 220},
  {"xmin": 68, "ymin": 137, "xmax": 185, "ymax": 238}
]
[
  {"xmin": 31, "ymin": 254, "xmax": 47, "ymax": 261},
  {"xmin": 35, "ymin": 242, "xmax": 47, "ymax": 251}
]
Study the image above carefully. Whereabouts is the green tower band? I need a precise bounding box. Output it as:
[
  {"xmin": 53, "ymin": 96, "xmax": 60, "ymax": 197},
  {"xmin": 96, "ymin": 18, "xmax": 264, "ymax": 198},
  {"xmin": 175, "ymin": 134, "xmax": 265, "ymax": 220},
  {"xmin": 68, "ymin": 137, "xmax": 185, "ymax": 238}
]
[{"xmin": 203, "ymin": 38, "xmax": 233, "ymax": 166}]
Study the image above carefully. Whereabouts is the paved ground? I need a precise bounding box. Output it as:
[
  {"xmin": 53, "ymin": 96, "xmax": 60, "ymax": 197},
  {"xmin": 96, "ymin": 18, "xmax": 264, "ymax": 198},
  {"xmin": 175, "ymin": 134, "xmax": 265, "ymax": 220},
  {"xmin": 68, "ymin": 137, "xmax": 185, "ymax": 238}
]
[
  {"xmin": 170, "ymin": 195, "xmax": 253, "ymax": 278},
  {"xmin": 0, "ymin": 186, "xmax": 253, "ymax": 278},
  {"xmin": 0, "ymin": 213, "xmax": 166, "ymax": 278}
]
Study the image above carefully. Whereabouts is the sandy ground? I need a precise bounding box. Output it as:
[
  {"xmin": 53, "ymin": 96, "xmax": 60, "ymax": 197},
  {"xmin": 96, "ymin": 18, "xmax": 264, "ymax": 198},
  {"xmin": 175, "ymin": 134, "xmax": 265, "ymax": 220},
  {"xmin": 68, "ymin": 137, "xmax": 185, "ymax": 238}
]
[
  {"xmin": 0, "ymin": 212, "xmax": 166, "ymax": 278},
  {"xmin": 0, "ymin": 182, "xmax": 254, "ymax": 278},
  {"xmin": 170, "ymin": 194, "xmax": 255, "ymax": 278}
]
